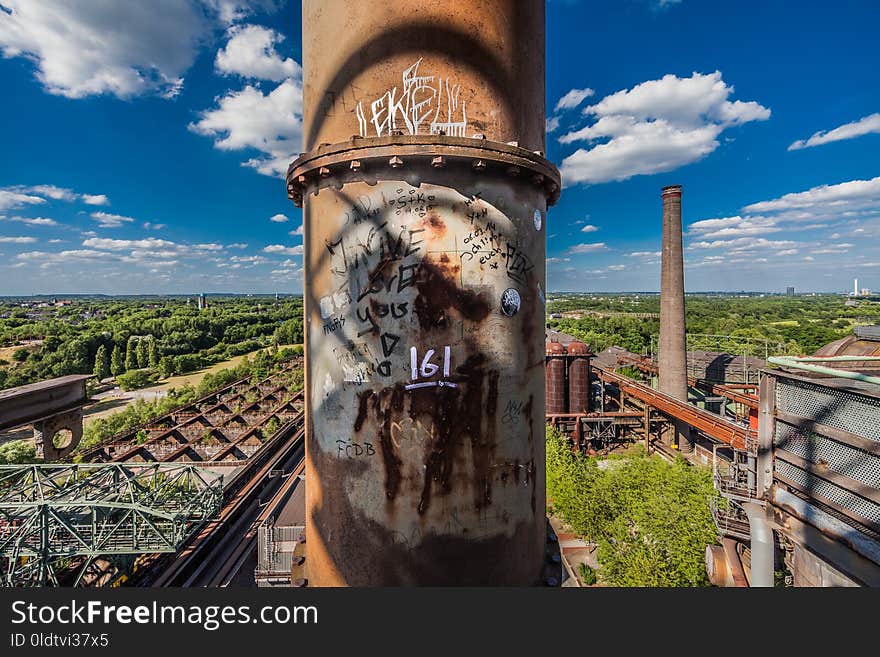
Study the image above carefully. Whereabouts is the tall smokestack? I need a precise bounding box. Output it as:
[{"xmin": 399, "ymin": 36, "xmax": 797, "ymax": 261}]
[
  {"xmin": 659, "ymin": 184, "xmax": 692, "ymax": 453},
  {"xmin": 855, "ymin": 278, "xmax": 859, "ymax": 296}
]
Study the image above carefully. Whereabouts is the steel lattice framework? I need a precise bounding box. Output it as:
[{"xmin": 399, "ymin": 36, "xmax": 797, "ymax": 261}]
[{"xmin": 0, "ymin": 463, "xmax": 222, "ymax": 586}]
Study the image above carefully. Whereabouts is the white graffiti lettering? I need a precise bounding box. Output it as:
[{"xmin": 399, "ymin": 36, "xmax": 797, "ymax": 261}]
[{"xmin": 355, "ymin": 59, "xmax": 468, "ymax": 138}]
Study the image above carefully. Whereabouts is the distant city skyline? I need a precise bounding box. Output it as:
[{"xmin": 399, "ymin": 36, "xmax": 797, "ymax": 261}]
[{"xmin": 0, "ymin": 1, "xmax": 878, "ymax": 294}]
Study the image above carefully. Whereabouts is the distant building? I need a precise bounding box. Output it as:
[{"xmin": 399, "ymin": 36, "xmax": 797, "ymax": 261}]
[
  {"xmin": 197, "ymin": 293, "xmax": 206, "ymax": 310},
  {"xmin": 786, "ymin": 286, "xmax": 795, "ymax": 297}
]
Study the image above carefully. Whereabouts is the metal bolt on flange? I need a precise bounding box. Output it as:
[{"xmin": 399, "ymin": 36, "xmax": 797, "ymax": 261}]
[
  {"xmin": 389, "ymin": 155, "xmax": 404, "ymax": 168},
  {"xmin": 350, "ymin": 160, "xmax": 361, "ymax": 171},
  {"xmin": 431, "ymin": 156, "xmax": 445, "ymax": 168},
  {"xmin": 319, "ymin": 166, "xmax": 331, "ymax": 177},
  {"xmin": 472, "ymin": 159, "xmax": 487, "ymax": 171}
]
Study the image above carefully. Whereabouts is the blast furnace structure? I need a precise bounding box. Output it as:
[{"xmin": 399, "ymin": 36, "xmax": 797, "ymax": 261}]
[{"xmin": 287, "ymin": 0, "xmax": 560, "ymax": 585}]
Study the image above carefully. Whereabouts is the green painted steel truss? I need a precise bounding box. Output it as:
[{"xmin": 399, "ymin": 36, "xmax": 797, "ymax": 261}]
[{"xmin": 0, "ymin": 463, "xmax": 223, "ymax": 586}]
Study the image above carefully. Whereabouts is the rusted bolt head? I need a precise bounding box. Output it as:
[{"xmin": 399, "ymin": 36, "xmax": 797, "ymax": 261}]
[
  {"xmin": 297, "ymin": 175, "xmax": 307, "ymax": 184},
  {"xmin": 472, "ymin": 159, "xmax": 487, "ymax": 171},
  {"xmin": 319, "ymin": 166, "xmax": 331, "ymax": 177},
  {"xmin": 532, "ymin": 173, "xmax": 545, "ymax": 185},
  {"xmin": 349, "ymin": 160, "xmax": 361, "ymax": 171},
  {"xmin": 431, "ymin": 156, "xmax": 445, "ymax": 168},
  {"xmin": 389, "ymin": 155, "xmax": 404, "ymax": 168}
]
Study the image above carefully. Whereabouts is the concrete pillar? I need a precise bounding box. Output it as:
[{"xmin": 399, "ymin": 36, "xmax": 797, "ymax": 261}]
[{"xmin": 33, "ymin": 409, "xmax": 83, "ymax": 461}]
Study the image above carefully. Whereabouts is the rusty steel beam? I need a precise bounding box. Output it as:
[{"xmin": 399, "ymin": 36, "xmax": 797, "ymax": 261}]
[
  {"xmin": 595, "ymin": 366, "xmax": 754, "ymax": 450},
  {"xmin": 616, "ymin": 353, "xmax": 758, "ymax": 410},
  {"xmin": 292, "ymin": 0, "xmax": 556, "ymax": 586}
]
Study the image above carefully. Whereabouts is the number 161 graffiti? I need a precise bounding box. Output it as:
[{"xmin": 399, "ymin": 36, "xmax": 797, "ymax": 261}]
[{"xmin": 406, "ymin": 346, "xmax": 458, "ymax": 390}]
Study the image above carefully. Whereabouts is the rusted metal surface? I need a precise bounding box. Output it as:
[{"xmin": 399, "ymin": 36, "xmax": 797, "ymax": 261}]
[
  {"xmin": 296, "ymin": 0, "xmax": 554, "ymax": 585},
  {"xmin": 79, "ymin": 365, "xmax": 303, "ymax": 467},
  {"xmin": 567, "ymin": 341, "xmax": 591, "ymax": 414},
  {"xmin": 595, "ymin": 366, "xmax": 754, "ymax": 449},
  {"xmin": 545, "ymin": 342, "xmax": 567, "ymax": 415},
  {"xmin": 616, "ymin": 353, "xmax": 759, "ymax": 410}
]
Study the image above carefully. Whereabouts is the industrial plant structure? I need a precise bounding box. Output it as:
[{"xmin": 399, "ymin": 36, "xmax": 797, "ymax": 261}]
[{"xmin": 0, "ymin": 0, "xmax": 879, "ymax": 589}]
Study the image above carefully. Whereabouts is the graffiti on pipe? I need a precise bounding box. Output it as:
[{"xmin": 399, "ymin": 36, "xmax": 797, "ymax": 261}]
[{"xmin": 355, "ymin": 59, "xmax": 469, "ymax": 138}]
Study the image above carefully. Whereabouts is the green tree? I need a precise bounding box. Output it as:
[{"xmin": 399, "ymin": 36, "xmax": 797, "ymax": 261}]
[
  {"xmin": 136, "ymin": 337, "xmax": 149, "ymax": 369},
  {"xmin": 148, "ymin": 336, "xmax": 160, "ymax": 368},
  {"xmin": 157, "ymin": 355, "xmax": 175, "ymax": 379},
  {"xmin": 110, "ymin": 344, "xmax": 125, "ymax": 377},
  {"xmin": 93, "ymin": 344, "xmax": 110, "ymax": 381},
  {"xmin": 116, "ymin": 369, "xmax": 156, "ymax": 391},
  {"xmin": 125, "ymin": 337, "xmax": 137, "ymax": 371},
  {"xmin": 546, "ymin": 428, "xmax": 719, "ymax": 587}
]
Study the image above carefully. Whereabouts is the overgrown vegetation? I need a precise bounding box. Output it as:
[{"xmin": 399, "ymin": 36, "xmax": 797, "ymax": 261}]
[
  {"xmin": 547, "ymin": 293, "xmax": 880, "ymax": 356},
  {"xmin": 0, "ymin": 296, "xmax": 303, "ymax": 389},
  {"xmin": 546, "ymin": 427, "xmax": 719, "ymax": 586},
  {"xmin": 0, "ymin": 440, "xmax": 36, "ymax": 465}
]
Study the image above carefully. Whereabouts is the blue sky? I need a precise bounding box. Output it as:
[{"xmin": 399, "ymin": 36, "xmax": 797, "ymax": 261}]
[{"xmin": 0, "ymin": 0, "xmax": 878, "ymax": 295}]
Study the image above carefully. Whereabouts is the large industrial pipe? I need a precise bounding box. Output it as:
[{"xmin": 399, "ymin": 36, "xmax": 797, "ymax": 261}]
[
  {"xmin": 743, "ymin": 502, "xmax": 774, "ymax": 587},
  {"xmin": 567, "ymin": 341, "xmax": 591, "ymax": 414},
  {"xmin": 546, "ymin": 342, "xmax": 568, "ymax": 415},
  {"xmin": 659, "ymin": 185, "xmax": 692, "ymax": 452},
  {"xmin": 289, "ymin": 0, "xmax": 559, "ymax": 585}
]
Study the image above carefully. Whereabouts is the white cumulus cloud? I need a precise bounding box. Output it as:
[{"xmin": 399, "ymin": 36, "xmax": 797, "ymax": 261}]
[
  {"xmin": 559, "ymin": 71, "xmax": 770, "ymax": 186},
  {"xmin": 554, "ymin": 87, "xmax": 595, "ymax": 113},
  {"xmin": 269, "ymin": 213, "xmax": 288, "ymax": 223},
  {"xmin": 567, "ymin": 242, "xmax": 608, "ymax": 254},
  {"xmin": 789, "ymin": 113, "xmax": 880, "ymax": 151},
  {"xmin": 190, "ymin": 77, "xmax": 303, "ymax": 177},
  {"xmin": 0, "ymin": 190, "xmax": 45, "ymax": 211},
  {"xmin": 91, "ymin": 212, "xmax": 136, "ymax": 228},
  {"xmin": 0, "ymin": 236, "xmax": 37, "ymax": 243},
  {"xmin": 0, "ymin": 0, "xmax": 210, "ymax": 99},
  {"xmin": 216, "ymin": 24, "xmax": 300, "ymax": 81},
  {"xmin": 263, "ymin": 244, "xmax": 303, "ymax": 255}
]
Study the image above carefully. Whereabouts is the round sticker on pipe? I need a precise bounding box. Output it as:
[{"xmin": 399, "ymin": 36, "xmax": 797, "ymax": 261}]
[
  {"xmin": 500, "ymin": 288, "xmax": 521, "ymax": 316},
  {"xmin": 533, "ymin": 209, "xmax": 543, "ymax": 231}
]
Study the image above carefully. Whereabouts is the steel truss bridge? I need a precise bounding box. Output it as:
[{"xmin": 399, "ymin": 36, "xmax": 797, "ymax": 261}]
[{"xmin": 0, "ymin": 462, "xmax": 223, "ymax": 586}]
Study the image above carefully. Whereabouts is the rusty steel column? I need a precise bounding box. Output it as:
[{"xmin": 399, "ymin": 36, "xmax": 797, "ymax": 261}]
[
  {"xmin": 545, "ymin": 342, "xmax": 567, "ymax": 416},
  {"xmin": 567, "ymin": 341, "xmax": 591, "ymax": 414},
  {"xmin": 289, "ymin": 0, "xmax": 559, "ymax": 586},
  {"xmin": 659, "ymin": 184, "xmax": 692, "ymax": 453}
]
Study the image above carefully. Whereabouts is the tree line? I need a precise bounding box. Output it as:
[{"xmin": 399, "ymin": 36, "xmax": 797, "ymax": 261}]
[{"xmin": 0, "ymin": 297, "xmax": 304, "ymax": 390}]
